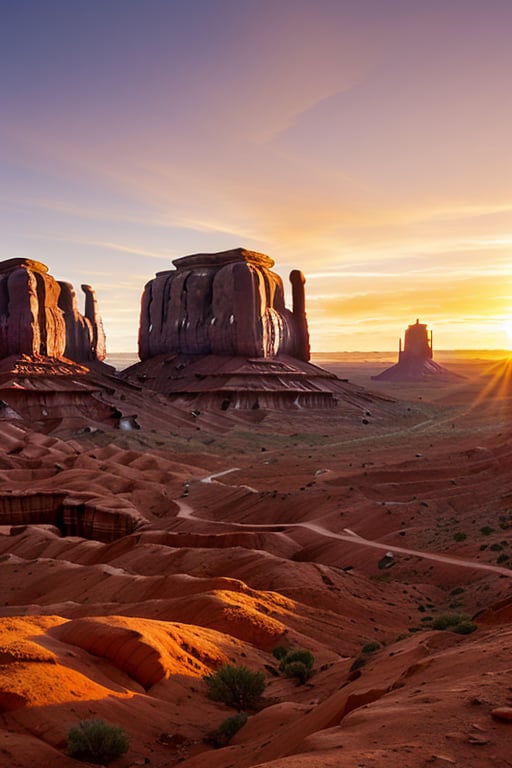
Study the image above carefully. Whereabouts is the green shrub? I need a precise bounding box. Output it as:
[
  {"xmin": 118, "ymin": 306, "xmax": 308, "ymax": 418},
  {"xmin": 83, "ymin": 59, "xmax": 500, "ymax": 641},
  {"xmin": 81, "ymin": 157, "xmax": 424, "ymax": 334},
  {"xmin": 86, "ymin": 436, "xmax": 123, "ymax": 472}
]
[
  {"xmin": 204, "ymin": 665, "xmax": 266, "ymax": 710},
  {"xmin": 282, "ymin": 660, "xmax": 311, "ymax": 684},
  {"xmin": 67, "ymin": 719, "xmax": 129, "ymax": 765},
  {"xmin": 453, "ymin": 532, "xmax": 467, "ymax": 542},
  {"xmin": 278, "ymin": 649, "xmax": 315, "ymax": 672},
  {"xmin": 431, "ymin": 613, "xmax": 473, "ymax": 631},
  {"xmin": 480, "ymin": 526, "xmax": 494, "ymax": 536},
  {"xmin": 271, "ymin": 645, "xmax": 289, "ymax": 661},
  {"xmin": 361, "ymin": 641, "xmax": 380, "ymax": 654},
  {"xmin": 497, "ymin": 553, "xmax": 510, "ymax": 563},
  {"xmin": 453, "ymin": 621, "xmax": 477, "ymax": 635},
  {"xmin": 207, "ymin": 712, "xmax": 248, "ymax": 747}
]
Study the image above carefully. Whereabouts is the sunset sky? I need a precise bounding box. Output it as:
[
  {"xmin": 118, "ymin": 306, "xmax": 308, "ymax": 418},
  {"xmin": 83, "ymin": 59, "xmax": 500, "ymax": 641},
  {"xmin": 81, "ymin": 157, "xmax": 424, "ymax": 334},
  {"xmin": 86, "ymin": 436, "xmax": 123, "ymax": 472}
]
[{"xmin": 2, "ymin": 0, "xmax": 512, "ymax": 353}]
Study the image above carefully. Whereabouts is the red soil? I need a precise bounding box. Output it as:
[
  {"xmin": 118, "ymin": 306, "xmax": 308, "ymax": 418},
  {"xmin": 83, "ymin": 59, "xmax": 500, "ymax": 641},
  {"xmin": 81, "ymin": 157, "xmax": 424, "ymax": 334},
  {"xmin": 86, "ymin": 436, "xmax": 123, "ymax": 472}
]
[{"xmin": 1, "ymin": 355, "xmax": 512, "ymax": 767}]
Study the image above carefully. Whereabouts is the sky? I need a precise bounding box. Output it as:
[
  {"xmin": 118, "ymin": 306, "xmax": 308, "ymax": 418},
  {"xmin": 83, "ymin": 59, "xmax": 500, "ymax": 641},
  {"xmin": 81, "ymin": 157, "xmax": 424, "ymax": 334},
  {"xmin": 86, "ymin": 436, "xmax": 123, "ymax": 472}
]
[{"xmin": 1, "ymin": 0, "xmax": 512, "ymax": 353}]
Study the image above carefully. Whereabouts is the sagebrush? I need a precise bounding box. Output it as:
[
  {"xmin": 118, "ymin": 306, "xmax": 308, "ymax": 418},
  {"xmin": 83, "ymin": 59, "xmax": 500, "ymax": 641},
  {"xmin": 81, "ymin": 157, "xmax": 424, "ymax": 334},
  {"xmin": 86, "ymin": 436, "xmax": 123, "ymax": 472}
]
[
  {"xmin": 274, "ymin": 646, "xmax": 315, "ymax": 684},
  {"xmin": 67, "ymin": 719, "xmax": 129, "ymax": 765},
  {"xmin": 207, "ymin": 712, "xmax": 248, "ymax": 747},
  {"xmin": 204, "ymin": 664, "xmax": 266, "ymax": 710}
]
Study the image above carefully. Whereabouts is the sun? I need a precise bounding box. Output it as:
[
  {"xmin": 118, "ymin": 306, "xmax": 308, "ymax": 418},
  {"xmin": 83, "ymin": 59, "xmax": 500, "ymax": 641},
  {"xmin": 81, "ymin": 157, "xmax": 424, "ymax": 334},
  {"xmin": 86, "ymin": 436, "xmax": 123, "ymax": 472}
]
[{"xmin": 503, "ymin": 318, "xmax": 512, "ymax": 350}]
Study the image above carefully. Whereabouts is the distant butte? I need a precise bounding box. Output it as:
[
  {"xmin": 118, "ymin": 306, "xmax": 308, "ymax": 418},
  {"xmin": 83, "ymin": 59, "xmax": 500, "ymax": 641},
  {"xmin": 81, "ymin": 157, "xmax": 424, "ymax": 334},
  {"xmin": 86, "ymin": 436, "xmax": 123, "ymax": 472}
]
[
  {"xmin": 372, "ymin": 319, "xmax": 461, "ymax": 382},
  {"xmin": 127, "ymin": 248, "xmax": 391, "ymax": 410}
]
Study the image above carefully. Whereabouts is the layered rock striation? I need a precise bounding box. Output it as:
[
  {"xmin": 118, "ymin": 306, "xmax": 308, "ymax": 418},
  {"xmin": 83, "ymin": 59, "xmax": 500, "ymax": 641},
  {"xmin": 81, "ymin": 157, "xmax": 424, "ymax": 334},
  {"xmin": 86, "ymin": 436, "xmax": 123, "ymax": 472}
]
[
  {"xmin": 0, "ymin": 259, "xmax": 106, "ymax": 362},
  {"xmin": 139, "ymin": 248, "xmax": 310, "ymax": 362}
]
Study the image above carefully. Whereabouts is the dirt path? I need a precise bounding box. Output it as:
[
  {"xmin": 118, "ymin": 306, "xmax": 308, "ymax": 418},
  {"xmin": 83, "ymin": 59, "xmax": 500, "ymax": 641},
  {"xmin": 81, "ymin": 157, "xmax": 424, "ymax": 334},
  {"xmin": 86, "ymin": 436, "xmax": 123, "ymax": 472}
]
[{"xmin": 175, "ymin": 469, "xmax": 512, "ymax": 579}]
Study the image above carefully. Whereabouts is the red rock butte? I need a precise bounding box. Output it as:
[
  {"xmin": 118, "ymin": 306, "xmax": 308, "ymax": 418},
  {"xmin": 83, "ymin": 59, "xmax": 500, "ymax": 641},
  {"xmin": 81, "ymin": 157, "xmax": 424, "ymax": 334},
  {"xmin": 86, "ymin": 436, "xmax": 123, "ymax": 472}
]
[
  {"xmin": 0, "ymin": 258, "xmax": 126, "ymax": 435},
  {"xmin": 0, "ymin": 258, "xmax": 106, "ymax": 362},
  {"xmin": 138, "ymin": 248, "xmax": 310, "ymax": 362},
  {"xmin": 372, "ymin": 319, "xmax": 461, "ymax": 382},
  {"xmin": 128, "ymin": 247, "xmax": 377, "ymax": 409}
]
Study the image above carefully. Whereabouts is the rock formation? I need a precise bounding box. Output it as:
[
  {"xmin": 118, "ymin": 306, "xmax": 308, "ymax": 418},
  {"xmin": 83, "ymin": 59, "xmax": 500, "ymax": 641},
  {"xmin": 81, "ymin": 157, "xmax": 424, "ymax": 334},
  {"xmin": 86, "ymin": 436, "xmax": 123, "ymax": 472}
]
[
  {"xmin": 372, "ymin": 319, "xmax": 459, "ymax": 381},
  {"xmin": 131, "ymin": 248, "xmax": 397, "ymax": 409},
  {"xmin": 138, "ymin": 248, "xmax": 310, "ymax": 362},
  {"xmin": 0, "ymin": 259, "xmax": 106, "ymax": 362}
]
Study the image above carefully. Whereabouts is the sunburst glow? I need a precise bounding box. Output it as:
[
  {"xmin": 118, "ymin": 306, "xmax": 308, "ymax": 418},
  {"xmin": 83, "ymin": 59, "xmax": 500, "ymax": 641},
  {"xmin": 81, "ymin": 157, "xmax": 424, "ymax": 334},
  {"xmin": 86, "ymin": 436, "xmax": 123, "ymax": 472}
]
[{"xmin": 503, "ymin": 319, "xmax": 512, "ymax": 350}]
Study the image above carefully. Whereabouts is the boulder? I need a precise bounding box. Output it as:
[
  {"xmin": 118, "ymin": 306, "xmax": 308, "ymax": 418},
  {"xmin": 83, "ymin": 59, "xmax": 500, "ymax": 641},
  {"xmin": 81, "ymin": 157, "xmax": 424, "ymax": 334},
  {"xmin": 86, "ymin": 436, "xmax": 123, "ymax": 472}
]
[{"xmin": 138, "ymin": 248, "xmax": 310, "ymax": 361}]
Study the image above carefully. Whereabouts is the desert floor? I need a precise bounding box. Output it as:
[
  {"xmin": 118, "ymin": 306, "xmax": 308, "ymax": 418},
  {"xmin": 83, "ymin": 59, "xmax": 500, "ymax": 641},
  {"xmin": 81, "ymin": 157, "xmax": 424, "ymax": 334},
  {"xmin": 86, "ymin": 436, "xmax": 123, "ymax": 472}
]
[{"xmin": 1, "ymin": 353, "xmax": 512, "ymax": 768}]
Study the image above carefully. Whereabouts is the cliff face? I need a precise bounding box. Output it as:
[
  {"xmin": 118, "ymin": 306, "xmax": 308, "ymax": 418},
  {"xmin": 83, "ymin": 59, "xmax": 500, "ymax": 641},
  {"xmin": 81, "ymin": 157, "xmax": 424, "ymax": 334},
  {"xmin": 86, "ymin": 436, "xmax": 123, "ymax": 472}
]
[
  {"xmin": 0, "ymin": 491, "xmax": 144, "ymax": 543},
  {"xmin": 0, "ymin": 259, "xmax": 106, "ymax": 362},
  {"xmin": 138, "ymin": 248, "xmax": 310, "ymax": 361}
]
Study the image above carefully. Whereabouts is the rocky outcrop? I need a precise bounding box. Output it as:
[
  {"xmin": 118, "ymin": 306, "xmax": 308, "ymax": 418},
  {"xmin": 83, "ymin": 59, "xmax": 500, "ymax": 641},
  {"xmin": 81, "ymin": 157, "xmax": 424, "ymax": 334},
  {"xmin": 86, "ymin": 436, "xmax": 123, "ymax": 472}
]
[
  {"xmin": 138, "ymin": 248, "xmax": 310, "ymax": 362},
  {"xmin": 0, "ymin": 259, "xmax": 106, "ymax": 362},
  {"xmin": 372, "ymin": 319, "xmax": 460, "ymax": 382}
]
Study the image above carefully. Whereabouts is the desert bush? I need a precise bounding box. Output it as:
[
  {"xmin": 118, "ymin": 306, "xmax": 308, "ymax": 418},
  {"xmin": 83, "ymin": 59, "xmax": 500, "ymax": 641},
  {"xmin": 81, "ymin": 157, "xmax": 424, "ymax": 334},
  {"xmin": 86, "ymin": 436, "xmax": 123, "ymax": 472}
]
[
  {"xmin": 282, "ymin": 660, "xmax": 311, "ymax": 684},
  {"xmin": 271, "ymin": 645, "xmax": 289, "ymax": 661},
  {"xmin": 276, "ymin": 648, "xmax": 315, "ymax": 684},
  {"xmin": 206, "ymin": 712, "xmax": 248, "ymax": 747},
  {"xmin": 480, "ymin": 526, "xmax": 494, "ymax": 536},
  {"xmin": 453, "ymin": 532, "xmax": 467, "ymax": 542},
  {"xmin": 361, "ymin": 641, "xmax": 380, "ymax": 654},
  {"xmin": 278, "ymin": 649, "xmax": 315, "ymax": 672},
  {"xmin": 453, "ymin": 621, "xmax": 477, "ymax": 635},
  {"xmin": 204, "ymin": 665, "xmax": 266, "ymax": 710},
  {"xmin": 67, "ymin": 719, "xmax": 129, "ymax": 765},
  {"xmin": 431, "ymin": 613, "xmax": 473, "ymax": 631}
]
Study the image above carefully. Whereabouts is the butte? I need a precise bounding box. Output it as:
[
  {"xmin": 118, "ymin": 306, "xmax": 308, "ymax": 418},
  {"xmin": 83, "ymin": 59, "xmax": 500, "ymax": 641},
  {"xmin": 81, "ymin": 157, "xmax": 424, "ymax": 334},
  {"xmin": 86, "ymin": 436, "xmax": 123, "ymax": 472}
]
[
  {"xmin": 123, "ymin": 248, "xmax": 392, "ymax": 412},
  {"xmin": 372, "ymin": 319, "xmax": 460, "ymax": 382},
  {"xmin": 0, "ymin": 258, "xmax": 128, "ymax": 430}
]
